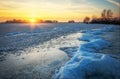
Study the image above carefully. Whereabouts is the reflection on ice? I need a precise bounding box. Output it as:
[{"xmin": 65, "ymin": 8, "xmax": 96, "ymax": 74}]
[{"xmin": 0, "ymin": 32, "xmax": 83, "ymax": 79}]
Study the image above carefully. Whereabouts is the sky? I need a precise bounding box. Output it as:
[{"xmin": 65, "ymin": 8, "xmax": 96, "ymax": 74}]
[{"xmin": 0, "ymin": 0, "xmax": 120, "ymax": 22}]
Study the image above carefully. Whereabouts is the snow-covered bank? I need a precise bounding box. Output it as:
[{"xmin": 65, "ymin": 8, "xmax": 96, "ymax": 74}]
[{"xmin": 53, "ymin": 26, "xmax": 120, "ymax": 79}]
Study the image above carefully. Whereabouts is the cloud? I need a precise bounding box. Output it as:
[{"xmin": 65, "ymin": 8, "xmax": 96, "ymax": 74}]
[
  {"xmin": 106, "ymin": 0, "xmax": 120, "ymax": 7},
  {"xmin": 0, "ymin": 0, "xmax": 27, "ymax": 10}
]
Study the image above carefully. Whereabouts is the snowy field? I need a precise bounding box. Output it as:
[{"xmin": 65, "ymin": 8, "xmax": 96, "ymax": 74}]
[{"xmin": 0, "ymin": 23, "xmax": 120, "ymax": 79}]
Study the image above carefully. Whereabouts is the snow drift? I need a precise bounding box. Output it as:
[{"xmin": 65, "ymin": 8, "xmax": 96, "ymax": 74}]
[
  {"xmin": 53, "ymin": 52, "xmax": 120, "ymax": 79},
  {"xmin": 80, "ymin": 38, "xmax": 110, "ymax": 52},
  {"xmin": 53, "ymin": 26, "xmax": 120, "ymax": 79}
]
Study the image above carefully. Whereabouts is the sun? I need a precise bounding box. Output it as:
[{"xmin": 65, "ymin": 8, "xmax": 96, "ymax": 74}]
[{"xmin": 29, "ymin": 18, "xmax": 36, "ymax": 23}]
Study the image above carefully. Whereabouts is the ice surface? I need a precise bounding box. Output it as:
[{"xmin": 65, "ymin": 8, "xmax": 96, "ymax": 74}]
[
  {"xmin": 1, "ymin": 23, "xmax": 101, "ymax": 52},
  {"xmin": 0, "ymin": 23, "xmax": 119, "ymax": 79},
  {"xmin": 0, "ymin": 31, "xmax": 83, "ymax": 79}
]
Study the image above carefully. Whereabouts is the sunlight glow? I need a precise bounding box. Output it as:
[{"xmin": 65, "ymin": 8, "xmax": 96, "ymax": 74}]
[{"xmin": 29, "ymin": 18, "xmax": 36, "ymax": 23}]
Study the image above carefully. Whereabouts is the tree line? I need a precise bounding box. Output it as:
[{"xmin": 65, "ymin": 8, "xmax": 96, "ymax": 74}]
[
  {"xmin": 83, "ymin": 9, "xmax": 120, "ymax": 25},
  {"xmin": 3, "ymin": 19, "xmax": 58, "ymax": 23}
]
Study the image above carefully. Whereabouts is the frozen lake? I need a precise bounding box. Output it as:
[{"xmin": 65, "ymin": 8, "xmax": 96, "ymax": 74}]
[
  {"xmin": 0, "ymin": 23, "xmax": 119, "ymax": 79},
  {"xmin": 0, "ymin": 23, "xmax": 106, "ymax": 53}
]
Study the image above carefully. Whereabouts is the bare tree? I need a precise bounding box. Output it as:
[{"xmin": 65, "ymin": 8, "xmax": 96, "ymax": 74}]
[
  {"xmin": 101, "ymin": 9, "xmax": 113, "ymax": 19},
  {"xmin": 91, "ymin": 9, "xmax": 119, "ymax": 25},
  {"xmin": 107, "ymin": 9, "xmax": 113, "ymax": 19},
  {"xmin": 101, "ymin": 9, "xmax": 107, "ymax": 19}
]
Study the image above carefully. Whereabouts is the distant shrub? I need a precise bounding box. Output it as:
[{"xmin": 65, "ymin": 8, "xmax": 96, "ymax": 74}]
[
  {"xmin": 83, "ymin": 17, "xmax": 90, "ymax": 24},
  {"xmin": 68, "ymin": 20, "xmax": 75, "ymax": 23}
]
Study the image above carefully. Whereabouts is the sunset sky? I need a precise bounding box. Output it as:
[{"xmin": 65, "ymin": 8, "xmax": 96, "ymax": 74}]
[{"xmin": 0, "ymin": 0, "xmax": 120, "ymax": 22}]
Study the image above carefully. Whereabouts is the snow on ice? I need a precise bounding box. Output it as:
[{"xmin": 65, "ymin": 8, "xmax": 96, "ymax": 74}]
[{"xmin": 53, "ymin": 26, "xmax": 120, "ymax": 79}]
